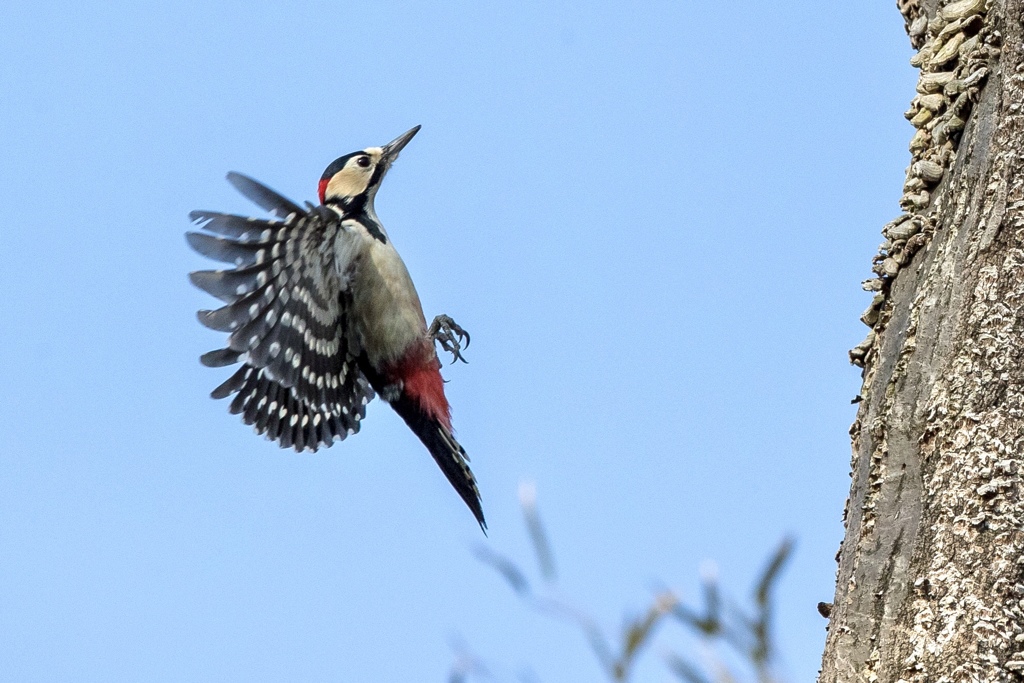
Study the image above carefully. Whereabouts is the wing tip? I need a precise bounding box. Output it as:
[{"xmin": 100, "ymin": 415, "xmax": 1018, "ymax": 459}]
[
  {"xmin": 200, "ymin": 348, "xmax": 243, "ymax": 368},
  {"xmin": 224, "ymin": 171, "xmax": 304, "ymax": 217},
  {"xmin": 225, "ymin": 171, "xmax": 247, "ymax": 187},
  {"xmin": 196, "ymin": 308, "xmax": 235, "ymax": 332},
  {"xmin": 184, "ymin": 231, "xmax": 210, "ymax": 254}
]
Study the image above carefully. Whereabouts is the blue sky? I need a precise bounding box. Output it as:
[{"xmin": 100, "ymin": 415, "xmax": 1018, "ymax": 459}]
[{"xmin": 0, "ymin": 2, "xmax": 916, "ymax": 680}]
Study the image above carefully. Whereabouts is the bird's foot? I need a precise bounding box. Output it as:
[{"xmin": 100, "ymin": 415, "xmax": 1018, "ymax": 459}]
[{"xmin": 429, "ymin": 314, "xmax": 470, "ymax": 364}]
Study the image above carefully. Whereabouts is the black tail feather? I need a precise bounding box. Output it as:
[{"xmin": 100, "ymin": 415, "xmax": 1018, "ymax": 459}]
[{"xmin": 386, "ymin": 391, "xmax": 486, "ymax": 531}]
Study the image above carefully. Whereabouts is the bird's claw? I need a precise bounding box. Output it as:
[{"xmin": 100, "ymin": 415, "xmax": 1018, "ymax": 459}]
[{"xmin": 429, "ymin": 314, "xmax": 470, "ymax": 364}]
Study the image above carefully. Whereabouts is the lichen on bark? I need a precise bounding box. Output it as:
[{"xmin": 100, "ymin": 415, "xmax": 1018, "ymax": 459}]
[{"xmin": 820, "ymin": 1, "xmax": 1024, "ymax": 681}]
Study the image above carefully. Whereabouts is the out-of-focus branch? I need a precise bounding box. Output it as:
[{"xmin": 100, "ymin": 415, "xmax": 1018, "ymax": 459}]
[
  {"xmin": 457, "ymin": 484, "xmax": 792, "ymax": 683},
  {"xmin": 666, "ymin": 537, "xmax": 793, "ymax": 683}
]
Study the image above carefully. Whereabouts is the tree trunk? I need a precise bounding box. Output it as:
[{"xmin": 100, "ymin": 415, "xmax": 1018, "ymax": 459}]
[{"xmin": 818, "ymin": 1, "xmax": 1024, "ymax": 681}]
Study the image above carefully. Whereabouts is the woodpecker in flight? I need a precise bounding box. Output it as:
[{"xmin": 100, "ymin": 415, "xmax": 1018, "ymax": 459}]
[{"xmin": 186, "ymin": 126, "xmax": 485, "ymax": 529}]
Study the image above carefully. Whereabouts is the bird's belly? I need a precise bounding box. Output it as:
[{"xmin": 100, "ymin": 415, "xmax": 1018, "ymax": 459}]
[{"xmin": 352, "ymin": 242, "xmax": 428, "ymax": 366}]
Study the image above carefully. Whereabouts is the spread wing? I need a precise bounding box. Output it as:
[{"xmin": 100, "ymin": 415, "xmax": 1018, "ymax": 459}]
[{"xmin": 187, "ymin": 173, "xmax": 373, "ymax": 451}]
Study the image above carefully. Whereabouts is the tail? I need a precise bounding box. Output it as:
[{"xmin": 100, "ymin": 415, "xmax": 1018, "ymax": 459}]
[{"xmin": 386, "ymin": 390, "xmax": 486, "ymax": 532}]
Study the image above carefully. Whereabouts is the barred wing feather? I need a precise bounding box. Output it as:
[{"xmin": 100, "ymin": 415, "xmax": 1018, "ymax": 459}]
[{"xmin": 187, "ymin": 176, "xmax": 373, "ymax": 451}]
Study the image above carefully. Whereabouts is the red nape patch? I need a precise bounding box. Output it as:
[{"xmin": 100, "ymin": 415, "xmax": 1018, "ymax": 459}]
[
  {"xmin": 392, "ymin": 353, "xmax": 452, "ymax": 430},
  {"xmin": 318, "ymin": 178, "xmax": 329, "ymax": 205}
]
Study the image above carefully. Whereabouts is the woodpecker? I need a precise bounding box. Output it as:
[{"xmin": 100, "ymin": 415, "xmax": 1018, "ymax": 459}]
[{"xmin": 186, "ymin": 126, "xmax": 485, "ymax": 530}]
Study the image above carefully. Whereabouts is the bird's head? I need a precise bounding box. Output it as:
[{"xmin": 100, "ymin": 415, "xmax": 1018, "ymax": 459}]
[{"xmin": 318, "ymin": 125, "xmax": 421, "ymax": 211}]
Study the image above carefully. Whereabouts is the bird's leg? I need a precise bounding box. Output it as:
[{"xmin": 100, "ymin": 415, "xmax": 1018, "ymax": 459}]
[{"xmin": 429, "ymin": 314, "xmax": 471, "ymax": 364}]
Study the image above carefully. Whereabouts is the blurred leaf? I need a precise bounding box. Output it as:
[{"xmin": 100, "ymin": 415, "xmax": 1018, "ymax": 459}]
[
  {"xmin": 750, "ymin": 537, "xmax": 793, "ymax": 674},
  {"xmin": 616, "ymin": 609, "xmax": 659, "ymax": 680},
  {"xmin": 754, "ymin": 538, "xmax": 793, "ymax": 608},
  {"xmin": 624, "ymin": 593, "xmax": 675, "ymax": 660},
  {"xmin": 672, "ymin": 603, "xmax": 707, "ymax": 631},
  {"xmin": 615, "ymin": 592, "xmax": 677, "ymax": 680},
  {"xmin": 474, "ymin": 545, "xmax": 532, "ymax": 597},
  {"xmin": 448, "ymin": 637, "xmax": 492, "ymax": 683},
  {"xmin": 700, "ymin": 577, "xmax": 722, "ymax": 635},
  {"xmin": 533, "ymin": 595, "xmax": 616, "ymax": 675},
  {"xmin": 622, "ymin": 610, "xmax": 659, "ymax": 662},
  {"xmin": 671, "ymin": 578, "xmax": 720, "ymax": 637},
  {"xmin": 519, "ymin": 481, "xmax": 557, "ymax": 583},
  {"xmin": 665, "ymin": 652, "xmax": 713, "ymax": 683}
]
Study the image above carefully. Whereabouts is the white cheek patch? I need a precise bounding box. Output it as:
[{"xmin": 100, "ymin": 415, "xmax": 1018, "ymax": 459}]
[{"xmin": 327, "ymin": 167, "xmax": 370, "ymax": 198}]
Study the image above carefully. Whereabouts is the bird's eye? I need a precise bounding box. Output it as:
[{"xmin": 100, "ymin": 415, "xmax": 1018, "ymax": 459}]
[{"xmin": 357, "ymin": 156, "xmax": 371, "ymax": 168}]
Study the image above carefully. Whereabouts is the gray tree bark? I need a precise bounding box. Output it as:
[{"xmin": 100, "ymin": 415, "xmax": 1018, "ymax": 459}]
[{"xmin": 818, "ymin": 1, "xmax": 1024, "ymax": 681}]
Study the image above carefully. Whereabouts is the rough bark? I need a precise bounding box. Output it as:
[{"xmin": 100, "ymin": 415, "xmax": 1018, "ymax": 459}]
[{"xmin": 818, "ymin": 1, "xmax": 1024, "ymax": 681}]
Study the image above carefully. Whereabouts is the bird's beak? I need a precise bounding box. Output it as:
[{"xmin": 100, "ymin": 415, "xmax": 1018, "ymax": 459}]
[{"xmin": 381, "ymin": 125, "xmax": 421, "ymax": 163}]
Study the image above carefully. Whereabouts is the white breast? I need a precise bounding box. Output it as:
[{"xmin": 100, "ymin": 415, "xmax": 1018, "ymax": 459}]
[{"xmin": 337, "ymin": 221, "xmax": 427, "ymax": 366}]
